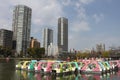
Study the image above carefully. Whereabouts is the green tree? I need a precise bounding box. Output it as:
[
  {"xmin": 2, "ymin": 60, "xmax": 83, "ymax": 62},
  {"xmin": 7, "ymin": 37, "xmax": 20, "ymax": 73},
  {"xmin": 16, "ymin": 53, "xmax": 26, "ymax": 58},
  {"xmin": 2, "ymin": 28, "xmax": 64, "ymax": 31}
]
[
  {"xmin": 0, "ymin": 46, "xmax": 12, "ymax": 57},
  {"xmin": 101, "ymin": 51, "xmax": 110, "ymax": 58},
  {"xmin": 76, "ymin": 52, "xmax": 90, "ymax": 59},
  {"xmin": 27, "ymin": 48, "xmax": 45, "ymax": 58},
  {"xmin": 76, "ymin": 52, "xmax": 82, "ymax": 58}
]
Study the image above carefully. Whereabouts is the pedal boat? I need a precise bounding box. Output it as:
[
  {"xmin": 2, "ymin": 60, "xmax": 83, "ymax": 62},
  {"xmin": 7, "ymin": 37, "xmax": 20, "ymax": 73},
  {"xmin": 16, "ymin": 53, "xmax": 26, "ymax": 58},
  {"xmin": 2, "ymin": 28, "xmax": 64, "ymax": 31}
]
[
  {"xmin": 28, "ymin": 60, "xmax": 37, "ymax": 72},
  {"xmin": 21, "ymin": 61, "xmax": 30, "ymax": 70},
  {"xmin": 52, "ymin": 62, "xmax": 72, "ymax": 76},
  {"xmin": 16, "ymin": 61, "xmax": 24, "ymax": 69},
  {"xmin": 80, "ymin": 60, "xmax": 104, "ymax": 74},
  {"xmin": 41, "ymin": 61, "xmax": 55, "ymax": 74}
]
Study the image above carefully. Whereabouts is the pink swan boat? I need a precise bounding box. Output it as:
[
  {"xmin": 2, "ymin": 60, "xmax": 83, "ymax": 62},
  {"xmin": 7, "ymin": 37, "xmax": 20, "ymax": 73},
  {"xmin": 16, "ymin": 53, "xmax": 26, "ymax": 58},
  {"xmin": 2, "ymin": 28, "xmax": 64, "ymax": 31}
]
[{"xmin": 80, "ymin": 60, "xmax": 104, "ymax": 74}]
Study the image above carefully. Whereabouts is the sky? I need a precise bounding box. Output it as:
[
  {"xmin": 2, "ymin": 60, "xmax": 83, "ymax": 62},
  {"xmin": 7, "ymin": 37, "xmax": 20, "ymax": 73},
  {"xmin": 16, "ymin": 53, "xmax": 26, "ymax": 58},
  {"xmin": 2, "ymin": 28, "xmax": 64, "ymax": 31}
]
[{"xmin": 0, "ymin": 0, "xmax": 120, "ymax": 51}]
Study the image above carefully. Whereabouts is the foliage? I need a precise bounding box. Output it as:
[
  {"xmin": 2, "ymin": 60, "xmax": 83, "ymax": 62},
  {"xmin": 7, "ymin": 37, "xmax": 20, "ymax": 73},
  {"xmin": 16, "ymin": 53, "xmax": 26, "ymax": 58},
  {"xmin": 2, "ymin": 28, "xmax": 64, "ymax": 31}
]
[
  {"xmin": 76, "ymin": 50, "xmax": 111, "ymax": 58},
  {"xmin": 101, "ymin": 51, "xmax": 110, "ymax": 58},
  {"xmin": 27, "ymin": 47, "xmax": 45, "ymax": 58},
  {"xmin": 76, "ymin": 52, "xmax": 90, "ymax": 58},
  {"xmin": 0, "ymin": 46, "xmax": 12, "ymax": 57}
]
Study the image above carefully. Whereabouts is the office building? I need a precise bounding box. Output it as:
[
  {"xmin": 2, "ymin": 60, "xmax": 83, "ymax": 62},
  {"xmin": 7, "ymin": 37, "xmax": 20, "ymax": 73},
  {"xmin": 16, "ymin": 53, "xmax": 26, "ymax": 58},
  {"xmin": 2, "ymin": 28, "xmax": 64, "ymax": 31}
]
[
  {"xmin": 43, "ymin": 28, "xmax": 53, "ymax": 55},
  {"xmin": 12, "ymin": 5, "xmax": 32, "ymax": 56},
  {"xmin": 58, "ymin": 17, "xmax": 68, "ymax": 53},
  {"xmin": 0, "ymin": 29, "xmax": 13, "ymax": 49}
]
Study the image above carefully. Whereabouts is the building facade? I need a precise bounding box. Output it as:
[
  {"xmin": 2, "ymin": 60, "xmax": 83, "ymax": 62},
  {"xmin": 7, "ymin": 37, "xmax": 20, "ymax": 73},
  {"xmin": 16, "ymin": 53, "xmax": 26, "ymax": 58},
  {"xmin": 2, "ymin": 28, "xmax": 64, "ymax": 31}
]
[
  {"xmin": 30, "ymin": 37, "xmax": 40, "ymax": 48},
  {"xmin": 43, "ymin": 28, "xmax": 53, "ymax": 56},
  {"xmin": 96, "ymin": 43, "xmax": 105, "ymax": 52},
  {"xmin": 58, "ymin": 17, "xmax": 68, "ymax": 53},
  {"xmin": 48, "ymin": 43, "xmax": 58, "ymax": 56},
  {"xmin": 12, "ymin": 5, "xmax": 32, "ymax": 56},
  {"xmin": 0, "ymin": 29, "xmax": 13, "ymax": 49}
]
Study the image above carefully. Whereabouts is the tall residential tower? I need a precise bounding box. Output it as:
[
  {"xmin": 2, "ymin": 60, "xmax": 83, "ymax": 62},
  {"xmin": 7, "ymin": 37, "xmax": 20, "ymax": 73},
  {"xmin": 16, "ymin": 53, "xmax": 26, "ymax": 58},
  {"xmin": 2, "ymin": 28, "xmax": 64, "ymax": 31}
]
[
  {"xmin": 43, "ymin": 28, "xmax": 53, "ymax": 56},
  {"xmin": 12, "ymin": 5, "xmax": 32, "ymax": 56},
  {"xmin": 58, "ymin": 17, "xmax": 68, "ymax": 53}
]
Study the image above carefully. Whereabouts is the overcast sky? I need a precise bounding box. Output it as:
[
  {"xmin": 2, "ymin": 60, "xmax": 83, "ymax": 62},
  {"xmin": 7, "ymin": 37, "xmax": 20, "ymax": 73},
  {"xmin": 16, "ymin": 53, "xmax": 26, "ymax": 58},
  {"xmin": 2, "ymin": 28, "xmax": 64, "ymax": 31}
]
[{"xmin": 0, "ymin": 0, "xmax": 120, "ymax": 51}]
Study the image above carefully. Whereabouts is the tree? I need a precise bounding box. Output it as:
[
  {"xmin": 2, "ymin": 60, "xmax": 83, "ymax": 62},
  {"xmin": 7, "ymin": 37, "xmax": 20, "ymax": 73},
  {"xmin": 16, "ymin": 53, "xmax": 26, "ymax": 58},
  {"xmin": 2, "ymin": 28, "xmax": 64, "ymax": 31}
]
[
  {"xmin": 101, "ymin": 51, "xmax": 110, "ymax": 58},
  {"xmin": 0, "ymin": 46, "xmax": 12, "ymax": 57},
  {"xmin": 27, "ymin": 48, "xmax": 35, "ymax": 57},
  {"xmin": 76, "ymin": 51, "xmax": 90, "ymax": 59},
  {"xmin": 27, "ymin": 48, "xmax": 45, "ymax": 58}
]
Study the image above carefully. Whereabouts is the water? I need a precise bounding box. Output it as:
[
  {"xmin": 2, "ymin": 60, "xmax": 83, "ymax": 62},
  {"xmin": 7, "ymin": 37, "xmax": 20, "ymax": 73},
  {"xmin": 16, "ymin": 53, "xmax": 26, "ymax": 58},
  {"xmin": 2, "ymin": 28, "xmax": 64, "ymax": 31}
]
[{"xmin": 0, "ymin": 59, "xmax": 120, "ymax": 80}]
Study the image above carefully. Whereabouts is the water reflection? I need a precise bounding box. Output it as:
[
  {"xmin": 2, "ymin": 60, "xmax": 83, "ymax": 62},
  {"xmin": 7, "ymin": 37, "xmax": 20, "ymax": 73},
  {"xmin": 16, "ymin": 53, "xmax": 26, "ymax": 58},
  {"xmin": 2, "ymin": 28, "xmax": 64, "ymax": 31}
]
[
  {"xmin": 14, "ymin": 71, "xmax": 105, "ymax": 80},
  {"xmin": 14, "ymin": 70, "xmax": 120, "ymax": 80},
  {"xmin": 0, "ymin": 59, "xmax": 16, "ymax": 80},
  {"xmin": 35, "ymin": 73, "xmax": 44, "ymax": 80}
]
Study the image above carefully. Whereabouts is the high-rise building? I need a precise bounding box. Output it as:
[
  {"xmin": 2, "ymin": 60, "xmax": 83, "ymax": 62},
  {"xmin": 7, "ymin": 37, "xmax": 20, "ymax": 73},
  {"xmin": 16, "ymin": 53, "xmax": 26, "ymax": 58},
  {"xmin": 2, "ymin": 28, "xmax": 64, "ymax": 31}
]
[
  {"xmin": 30, "ymin": 37, "xmax": 40, "ymax": 48},
  {"xmin": 58, "ymin": 17, "xmax": 68, "ymax": 53},
  {"xmin": 0, "ymin": 29, "xmax": 13, "ymax": 49},
  {"xmin": 43, "ymin": 28, "xmax": 53, "ymax": 55},
  {"xmin": 12, "ymin": 5, "xmax": 32, "ymax": 56}
]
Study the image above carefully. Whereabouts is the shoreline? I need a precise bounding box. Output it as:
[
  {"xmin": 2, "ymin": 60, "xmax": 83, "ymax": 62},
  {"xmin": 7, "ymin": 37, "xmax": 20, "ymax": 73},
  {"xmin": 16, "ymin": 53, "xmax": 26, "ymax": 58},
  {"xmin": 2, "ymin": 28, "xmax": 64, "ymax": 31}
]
[
  {"xmin": 0, "ymin": 58, "xmax": 40, "ymax": 60},
  {"xmin": 0, "ymin": 57, "xmax": 57, "ymax": 60}
]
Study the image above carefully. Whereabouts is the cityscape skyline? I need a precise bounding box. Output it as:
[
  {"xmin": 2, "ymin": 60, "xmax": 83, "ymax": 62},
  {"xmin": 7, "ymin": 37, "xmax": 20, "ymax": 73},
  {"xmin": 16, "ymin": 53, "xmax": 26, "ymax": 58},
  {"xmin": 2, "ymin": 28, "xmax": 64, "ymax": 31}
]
[{"xmin": 0, "ymin": 0, "xmax": 120, "ymax": 51}]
